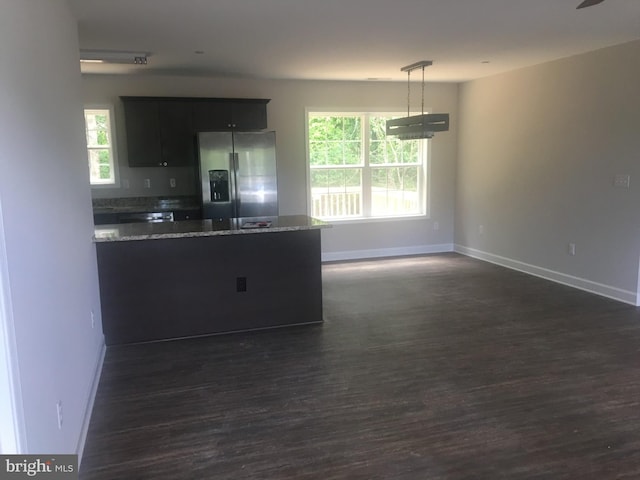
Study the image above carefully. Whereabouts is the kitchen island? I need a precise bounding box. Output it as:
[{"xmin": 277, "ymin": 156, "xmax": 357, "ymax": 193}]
[{"xmin": 94, "ymin": 215, "xmax": 329, "ymax": 345}]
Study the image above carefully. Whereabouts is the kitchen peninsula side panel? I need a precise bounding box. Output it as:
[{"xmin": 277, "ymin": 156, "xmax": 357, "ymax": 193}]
[{"xmin": 96, "ymin": 229, "xmax": 323, "ymax": 345}]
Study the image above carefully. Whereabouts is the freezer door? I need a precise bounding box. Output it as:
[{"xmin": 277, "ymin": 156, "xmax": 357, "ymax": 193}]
[
  {"xmin": 233, "ymin": 131, "xmax": 278, "ymax": 218},
  {"xmin": 198, "ymin": 132, "xmax": 235, "ymax": 219}
]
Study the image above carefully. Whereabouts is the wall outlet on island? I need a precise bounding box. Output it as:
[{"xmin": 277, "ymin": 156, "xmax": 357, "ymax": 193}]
[
  {"xmin": 568, "ymin": 243, "xmax": 576, "ymax": 256},
  {"xmin": 144, "ymin": 178, "xmax": 151, "ymax": 189}
]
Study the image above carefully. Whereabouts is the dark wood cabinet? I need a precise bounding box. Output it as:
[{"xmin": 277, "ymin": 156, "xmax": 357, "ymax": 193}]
[
  {"xmin": 172, "ymin": 209, "xmax": 202, "ymax": 221},
  {"xmin": 122, "ymin": 96, "xmax": 270, "ymax": 168},
  {"xmin": 122, "ymin": 97, "xmax": 196, "ymax": 167},
  {"xmin": 93, "ymin": 212, "xmax": 120, "ymax": 225},
  {"xmin": 191, "ymin": 100, "xmax": 233, "ymax": 131},
  {"xmin": 158, "ymin": 100, "xmax": 194, "ymax": 167},
  {"xmin": 192, "ymin": 99, "xmax": 268, "ymax": 131},
  {"xmin": 122, "ymin": 99, "xmax": 161, "ymax": 167},
  {"xmin": 229, "ymin": 101, "xmax": 268, "ymax": 130},
  {"xmin": 96, "ymin": 229, "xmax": 323, "ymax": 345}
]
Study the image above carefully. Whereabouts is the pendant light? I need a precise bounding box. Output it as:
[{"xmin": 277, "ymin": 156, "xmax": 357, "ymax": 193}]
[{"xmin": 386, "ymin": 60, "xmax": 449, "ymax": 140}]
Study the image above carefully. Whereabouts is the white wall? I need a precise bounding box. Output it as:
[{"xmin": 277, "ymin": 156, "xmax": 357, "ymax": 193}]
[
  {"xmin": 456, "ymin": 40, "xmax": 640, "ymax": 304},
  {"xmin": 83, "ymin": 75, "xmax": 459, "ymax": 258},
  {"xmin": 0, "ymin": 0, "xmax": 104, "ymax": 454}
]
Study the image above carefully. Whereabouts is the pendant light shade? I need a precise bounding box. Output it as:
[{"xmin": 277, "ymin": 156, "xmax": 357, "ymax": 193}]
[
  {"xmin": 386, "ymin": 61, "xmax": 449, "ymax": 140},
  {"xmin": 385, "ymin": 113, "xmax": 449, "ymax": 140}
]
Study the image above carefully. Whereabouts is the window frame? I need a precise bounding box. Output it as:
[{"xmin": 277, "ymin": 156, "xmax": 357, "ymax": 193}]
[
  {"xmin": 84, "ymin": 105, "xmax": 119, "ymax": 187},
  {"xmin": 305, "ymin": 109, "xmax": 430, "ymax": 223}
]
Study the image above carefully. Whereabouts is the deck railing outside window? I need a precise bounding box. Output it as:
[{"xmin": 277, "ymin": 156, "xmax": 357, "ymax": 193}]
[
  {"xmin": 311, "ymin": 189, "xmax": 420, "ymax": 219},
  {"xmin": 307, "ymin": 112, "xmax": 427, "ymax": 221}
]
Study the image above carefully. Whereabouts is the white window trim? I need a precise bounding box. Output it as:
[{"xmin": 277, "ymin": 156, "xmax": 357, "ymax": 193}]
[
  {"xmin": 305, "ymin": 108, "xmax": 431, "ymax": 224},
  {"xmin": 84, "ymin": 104, "xmax": 120, "ymax": 188}
]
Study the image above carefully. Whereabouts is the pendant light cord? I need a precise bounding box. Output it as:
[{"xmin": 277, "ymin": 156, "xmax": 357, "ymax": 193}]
[
  {"xmin": 421, "ymin": 65, "xmax": 425, "ymax": 115},
  {"xmin": 406, "ymin": 70, "xmax": 411, "ymax": 117},
  {"xmin": 403, "ymin": 61, "xmax": 430, "ymax": 118}
]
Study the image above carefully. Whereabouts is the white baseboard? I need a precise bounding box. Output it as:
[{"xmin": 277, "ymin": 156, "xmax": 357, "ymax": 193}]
[
  {"xmin": 76, "ymin": 337, "xmax": 106, "ymax": 463},
  {"xmin": 322, "ymin": 244, "xmax": 454, "ymax": 263},
  {"xmin": 455, "ymin": 244, "xmax": 637, "ymax": 306}
]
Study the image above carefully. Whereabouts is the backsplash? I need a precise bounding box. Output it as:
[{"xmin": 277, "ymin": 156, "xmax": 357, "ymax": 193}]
[
  {"xmin": 92, "ymin": 195, "xmax": 200, "ymax": 211},
  {"xmin": 90, "ymin": 165, "xmax": 198, "ymax": 199}
]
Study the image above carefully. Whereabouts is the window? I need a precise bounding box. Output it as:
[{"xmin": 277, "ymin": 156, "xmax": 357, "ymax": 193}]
[
  {"xmin": 307, "ymin": 112, "xmax": 427, "ymax": 221},
  {"xmin": 84, "ymin": 108, "xmax": 117, "ymax": 185}
]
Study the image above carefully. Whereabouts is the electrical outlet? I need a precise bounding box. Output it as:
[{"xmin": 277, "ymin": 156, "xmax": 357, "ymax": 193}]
[
  {"xmin": 122, "ymin": 178, "xmax": 130, "ymax": 189},
  {"xmin": 56, "ymin": 401, "xmax": 63, "ymax": 430},
  {"xmin": 613, "ymin": 174, "xmax": 630, "ymax": 189},
  {"xmin": 91, "ymin": 310, "xmax": 95, "ymax": 329},
  {"xmin": 433, "ymin": 221, "xmax": 440, "ymax": 231},
  {"xmin": 144, "ymin": 178, "xmax": 151, "ymax": 189},
  {"xmin": 169, "ymin": 178, "xmax": 176, "ymax": 188},
  {"xmin": 478, "ymin": 225, "xmax": 484, "ymax": 235},
  {"xmin": 568, "ymin": 243, "xmax": 576, "ymax": 256}
]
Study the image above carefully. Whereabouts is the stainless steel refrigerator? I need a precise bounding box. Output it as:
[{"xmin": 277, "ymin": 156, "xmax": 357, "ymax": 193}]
[{"xmin": 197, "ymin": 131, "xmax": 278, "ymax": 220}]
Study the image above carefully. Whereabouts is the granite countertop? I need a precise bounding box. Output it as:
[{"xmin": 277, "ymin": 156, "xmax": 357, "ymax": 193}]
[
  {"xmin": 92, "ymin": 196, "xmax": 200, "ymax": 215},
  {"xmin": 94, "ymin": 215, "xmax": 331, "ymax": 242}
]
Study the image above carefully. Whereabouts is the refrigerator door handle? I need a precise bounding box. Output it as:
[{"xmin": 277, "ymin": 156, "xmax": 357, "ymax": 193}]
[{"xmin": 230, "ymin": 152, "xmax": 240, "ymax": 218}]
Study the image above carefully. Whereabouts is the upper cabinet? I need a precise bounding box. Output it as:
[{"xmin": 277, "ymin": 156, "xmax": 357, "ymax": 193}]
[
  {"xmin": 121, "ymin": 97, "xmax": 269, "ymax": 167},
  {"xmin": 122, "ymin": 99, "xmax": 162, "ymax": 167},
  {"xmin": 158, "ymin": 100, "xmax": 194, "ymax": 167},
  {"xmin": 192, "ymin": 99, "xmax": 268, "ymax": 131}
]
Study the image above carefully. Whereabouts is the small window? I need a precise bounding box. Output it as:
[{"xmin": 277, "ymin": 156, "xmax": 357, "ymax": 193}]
[
  {"xmin": 84, "ymin": 108, "xmax": 117, "ymax": 185},
  {"xmin": 307, "ymin": 112, "xmax": 428, "ymax": 221}
]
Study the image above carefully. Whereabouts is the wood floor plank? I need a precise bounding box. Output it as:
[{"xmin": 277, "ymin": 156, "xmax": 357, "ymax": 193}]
[{"xmin": 80, "ymin": 253, "xmax": 640, "ymax": 479}]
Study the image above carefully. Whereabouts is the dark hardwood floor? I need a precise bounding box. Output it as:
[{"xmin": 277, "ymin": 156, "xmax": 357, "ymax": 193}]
[{"xmin": 79, "ymin": 253, "xmax": 640, "ymax": 479}]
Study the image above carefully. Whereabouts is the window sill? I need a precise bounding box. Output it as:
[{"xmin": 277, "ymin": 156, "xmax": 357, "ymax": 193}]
[
  {"xmin": 91, "ymin": 181, "xmax": 119, "ymax": 189},
  {"xmin": 314, "ymin": 214, "xmax": 428, "ymax": 225}
]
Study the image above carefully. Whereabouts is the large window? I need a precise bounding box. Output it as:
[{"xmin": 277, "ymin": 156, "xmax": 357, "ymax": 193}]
[
  {"xmin": 84, "ymin": 108, "xmax": 117, "ymax": 185},
  {"xmin": 307, "ymin": 112, "xmax": 427, "ymax": 220}
]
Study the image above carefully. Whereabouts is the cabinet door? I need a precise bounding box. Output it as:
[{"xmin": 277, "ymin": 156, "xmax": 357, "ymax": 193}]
[
  {"xmin": 192, "ymin": 100, "xmax": 233, "ymax": 131},
  {"xmin": 172, "ymin": 209, "xmax": 202, "ymax": 221},
  {"xmin": 122, "ymin": 99, "xmax": 161, "ymax": 167},
  {"xmin": 93, "ymin": 213, "xmax": 119, "ymax": 225},
  {"xmin": 231, "ymin": 102, "xmax": 268, "ymax": 130},
  {"xmin": 192, "ymin": 100, "xmax": 268, "ymax": 131},
  {"xmin": 159, "ymin": 100, "xmax": 195, "ymax": 166}
]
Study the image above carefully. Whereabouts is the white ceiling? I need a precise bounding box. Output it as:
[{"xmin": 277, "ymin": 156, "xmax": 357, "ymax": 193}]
[{"xmin": 69, "ymin": 0, "xmax": 640, "ymax": 82}]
